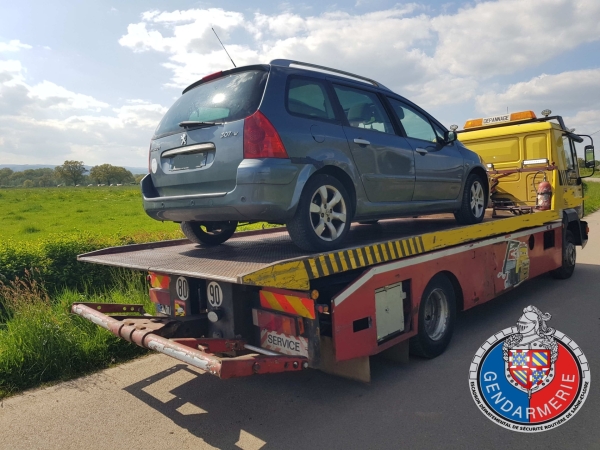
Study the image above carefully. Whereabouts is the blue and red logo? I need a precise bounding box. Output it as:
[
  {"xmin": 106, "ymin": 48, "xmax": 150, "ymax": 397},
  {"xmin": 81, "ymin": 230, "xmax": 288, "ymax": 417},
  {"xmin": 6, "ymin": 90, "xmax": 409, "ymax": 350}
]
[{"xmin": 469, "ymin": 306, "xmax": 590, "ymax": 432}]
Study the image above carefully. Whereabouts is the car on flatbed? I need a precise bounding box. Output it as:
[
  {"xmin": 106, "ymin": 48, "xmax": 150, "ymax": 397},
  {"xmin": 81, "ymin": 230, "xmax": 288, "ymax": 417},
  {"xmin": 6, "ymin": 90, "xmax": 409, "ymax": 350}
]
[
  {"xmin": 142, "ymin": 59, "xmax": 488, "ymax": 251},
  {"xmin": 75, "ymin": 109, "xmax": 594, "ymax": 382}
]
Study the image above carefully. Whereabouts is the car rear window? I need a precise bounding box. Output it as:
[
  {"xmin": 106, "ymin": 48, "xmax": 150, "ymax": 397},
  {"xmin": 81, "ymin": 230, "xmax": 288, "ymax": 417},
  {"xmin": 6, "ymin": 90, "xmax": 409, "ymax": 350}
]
[{"xmin": 154, "ymin": 70, "xmax": 268, "ymax": 137}]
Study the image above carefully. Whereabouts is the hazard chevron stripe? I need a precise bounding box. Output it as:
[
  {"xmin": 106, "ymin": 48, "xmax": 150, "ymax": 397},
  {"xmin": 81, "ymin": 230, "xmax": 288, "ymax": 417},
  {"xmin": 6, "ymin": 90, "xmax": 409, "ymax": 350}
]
[
  {"xmin": 259, "ymin": 290, "xmax": 315, "ymax": 319},
  {"xmin": 301, "ymin": 236, "xmax": 426, "ymax": 280}
]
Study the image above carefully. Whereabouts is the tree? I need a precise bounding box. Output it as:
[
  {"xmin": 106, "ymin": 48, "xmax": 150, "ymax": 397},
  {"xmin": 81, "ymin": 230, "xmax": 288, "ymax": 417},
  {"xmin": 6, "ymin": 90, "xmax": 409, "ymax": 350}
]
[
  {"xmin": 54, "ymin": 161, "xmax": 88, "ymax": 186},
  {"xmin": 0, "ymin": 168, "xmax": 13, "ymax": 186},
  {"xmin": 134, "ymin": 174, "xmax": 145, "ymax": 184},
  {"xmin": 90, "ymin": 164, "xmax": 134, "ymax": 184}
]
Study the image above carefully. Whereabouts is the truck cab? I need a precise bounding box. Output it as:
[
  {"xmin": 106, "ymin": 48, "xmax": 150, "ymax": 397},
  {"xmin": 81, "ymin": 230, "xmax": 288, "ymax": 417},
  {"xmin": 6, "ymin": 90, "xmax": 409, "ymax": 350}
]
[{"xmin": 457, "ymin": 109, "xmax": 595, "ymax": 218}]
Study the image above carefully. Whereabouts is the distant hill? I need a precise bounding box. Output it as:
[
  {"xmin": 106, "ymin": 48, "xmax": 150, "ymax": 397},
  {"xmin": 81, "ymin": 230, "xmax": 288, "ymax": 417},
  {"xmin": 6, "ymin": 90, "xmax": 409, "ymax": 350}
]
[{"xmin": 0, "ymin": 164, "xmax": 148, "ymax": 175}]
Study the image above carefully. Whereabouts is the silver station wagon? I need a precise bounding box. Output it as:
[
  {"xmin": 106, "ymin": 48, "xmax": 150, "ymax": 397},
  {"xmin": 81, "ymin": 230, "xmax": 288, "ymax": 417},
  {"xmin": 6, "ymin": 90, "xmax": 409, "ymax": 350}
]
[{"xmin": 142, "ymin": 60, "xmax": 488, "ymax": 251}]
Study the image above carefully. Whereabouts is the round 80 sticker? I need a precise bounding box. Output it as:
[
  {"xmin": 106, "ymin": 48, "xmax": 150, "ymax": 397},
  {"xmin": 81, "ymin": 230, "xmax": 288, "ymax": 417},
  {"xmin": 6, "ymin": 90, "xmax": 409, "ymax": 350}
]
[
  {"xmin": 176, "ymin": 276, "xmax": 189, "ymax": 300},
  {"xmin": 207, "ymin": 281, "xmax": 223, "ymax": 307}
]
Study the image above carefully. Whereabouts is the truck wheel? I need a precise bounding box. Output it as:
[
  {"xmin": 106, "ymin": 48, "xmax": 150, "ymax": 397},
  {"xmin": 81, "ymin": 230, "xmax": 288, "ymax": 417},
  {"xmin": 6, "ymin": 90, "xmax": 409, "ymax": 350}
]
[
  {"xmin": 410, "ymin": 274, "xmax": 456, "ymax": 358},
  {"xmin": 181, "ymin": 221, "xmax": 238, "ymax": 246},
  {"xmin": 287, "ymin": 174, "xmax": 351, "ymax": 251},
  {"xmin": 454, "ymin": 173, "xmax": 486, "ymax": 225},
  {"xmin": 550, "ymin": 230, "xmax": 576, "ymax": 279}
]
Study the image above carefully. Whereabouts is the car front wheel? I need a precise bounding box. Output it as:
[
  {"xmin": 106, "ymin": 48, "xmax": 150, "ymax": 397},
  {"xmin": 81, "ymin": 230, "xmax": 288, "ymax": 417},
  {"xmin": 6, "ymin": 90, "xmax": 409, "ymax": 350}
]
[
  {"xmin": 455, "ymin": 173, "xmax": 486, "ymax": 225},
  {"xmin": 287, "ymin": 174, "xmax": 351, "ymax": 251}
]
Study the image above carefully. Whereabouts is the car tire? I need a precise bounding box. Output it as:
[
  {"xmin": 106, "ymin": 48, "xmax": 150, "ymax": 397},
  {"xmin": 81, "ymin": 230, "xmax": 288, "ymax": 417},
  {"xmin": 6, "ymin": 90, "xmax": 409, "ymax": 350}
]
[
  {"xmin": 550, "ymin": 230, "xmax": 576, "ymax": 279},
  {"xmin": 181, "ymin": 221, "xmax": 238, "ymax": 246},
  {"xmin": 287, "ymin": 174, "xmax": 352, "ymax": 251},
  {"xmin": 409, "ymin": 274, "xmax": 457, "ymax": 358},
  {"xmin": 454, "ymin": 173, "xmax": 486, "ymax": 225}
]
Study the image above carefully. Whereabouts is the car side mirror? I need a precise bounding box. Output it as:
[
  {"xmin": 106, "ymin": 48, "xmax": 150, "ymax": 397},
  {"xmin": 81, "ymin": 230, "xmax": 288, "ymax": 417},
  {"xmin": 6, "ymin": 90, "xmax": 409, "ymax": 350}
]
[
  {"xmin": 444, "ymin": 130, "xmax": 457, "ymax": 144},
  {"xmin": 585, "ymin": 145, "xmax": 595, "ymax": 168}
]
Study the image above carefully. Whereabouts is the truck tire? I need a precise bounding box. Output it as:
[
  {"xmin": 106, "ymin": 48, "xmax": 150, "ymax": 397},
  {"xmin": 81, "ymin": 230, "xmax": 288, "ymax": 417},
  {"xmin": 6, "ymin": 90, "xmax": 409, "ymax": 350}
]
[
  {"xmin": 410, "ymin": 274, "xmax": 457, "ymax": 358},
  {"xmin": 550, "ymin": 230, "xmax": 576, "ymax": 279},
  {"xmin": 454, "ymin": 173, "xmax": 486, "ymax": 225},
  {"xmin": 287, "ymin": 174, "xmax": 351, "ymax": 251},
  {"xmin": 181, "ymin": 221, "xmax": 238, "ymax": 246}
]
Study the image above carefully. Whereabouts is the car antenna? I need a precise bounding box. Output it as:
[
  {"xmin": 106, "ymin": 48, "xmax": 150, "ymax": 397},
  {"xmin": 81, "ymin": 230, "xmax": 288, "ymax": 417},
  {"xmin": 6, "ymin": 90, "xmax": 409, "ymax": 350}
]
[{"xmin": 212, "ymin": 27, "xmax": 236, "ymax": 68}]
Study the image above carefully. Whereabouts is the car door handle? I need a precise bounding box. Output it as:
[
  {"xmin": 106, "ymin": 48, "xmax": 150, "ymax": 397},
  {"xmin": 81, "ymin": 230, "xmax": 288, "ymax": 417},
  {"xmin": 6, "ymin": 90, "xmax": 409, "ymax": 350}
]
[
  {"xmin": 353, "ymin": 138, "xmax": 371, "ymax": 145},
  {"xmin": 416, "ymin": 148, "xmax": 428, "ymax": 155}
]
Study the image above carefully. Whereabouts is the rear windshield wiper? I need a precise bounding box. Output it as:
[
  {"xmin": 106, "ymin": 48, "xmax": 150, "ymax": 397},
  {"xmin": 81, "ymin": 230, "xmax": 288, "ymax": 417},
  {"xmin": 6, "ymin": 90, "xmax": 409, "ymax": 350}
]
[{"xmin": 178, "ymin": 121, "xmax": 218, "ymax": 128}]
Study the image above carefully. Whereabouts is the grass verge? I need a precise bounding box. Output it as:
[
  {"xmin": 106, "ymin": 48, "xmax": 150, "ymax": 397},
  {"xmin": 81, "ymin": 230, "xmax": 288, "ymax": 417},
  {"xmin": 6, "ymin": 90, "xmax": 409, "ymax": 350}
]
[
  {"xmin": 583, "ymin": 181, "xmax": 600, "ymax": 216},
  {"xmin": 0, "ymin": 271, "xmax": 153, "ymax": 399}
]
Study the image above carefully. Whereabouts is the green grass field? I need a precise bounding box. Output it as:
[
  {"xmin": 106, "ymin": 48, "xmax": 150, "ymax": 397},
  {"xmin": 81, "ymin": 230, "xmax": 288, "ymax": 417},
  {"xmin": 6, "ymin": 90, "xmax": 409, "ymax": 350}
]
[
  {"xmin": 584, "ymin": 181, "xmax": 600, "ymax": 216},
  {"xmin": 0, "ymin": 186, "xmax": 182, "ymax": 242}
]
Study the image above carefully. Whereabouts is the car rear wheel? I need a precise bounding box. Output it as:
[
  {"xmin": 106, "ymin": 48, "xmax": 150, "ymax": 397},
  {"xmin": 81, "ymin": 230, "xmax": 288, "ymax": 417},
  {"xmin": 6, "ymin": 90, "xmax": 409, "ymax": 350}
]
[
  {"xmin": 181, "ymin": 221, "xmax": 238, "ymax": 246},
  {"xmin": 455, "ymin": 173, "xmax": 486, "ymax": 225},
  {"xmin": 287, "ymin": 174, "xmax": 352, "ymax": 251}
]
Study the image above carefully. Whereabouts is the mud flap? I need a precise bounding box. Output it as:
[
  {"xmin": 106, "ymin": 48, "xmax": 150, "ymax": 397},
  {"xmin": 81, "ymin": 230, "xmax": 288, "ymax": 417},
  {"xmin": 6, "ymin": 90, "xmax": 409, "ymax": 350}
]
[
  {"xmin": 316, "ymin": 336, "xmax": 370, "ymax": 383},
  {"xmin": 564, "ymin": 209, "xmax": 588, "ymax": 248}
]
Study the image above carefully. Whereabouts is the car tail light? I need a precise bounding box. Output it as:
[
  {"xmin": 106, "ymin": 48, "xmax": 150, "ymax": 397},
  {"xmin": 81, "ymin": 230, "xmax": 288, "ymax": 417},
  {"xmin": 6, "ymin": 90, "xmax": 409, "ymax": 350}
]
[{"xmin": 243, "ymin": 111, "xmax": 289, "ymax": 159}]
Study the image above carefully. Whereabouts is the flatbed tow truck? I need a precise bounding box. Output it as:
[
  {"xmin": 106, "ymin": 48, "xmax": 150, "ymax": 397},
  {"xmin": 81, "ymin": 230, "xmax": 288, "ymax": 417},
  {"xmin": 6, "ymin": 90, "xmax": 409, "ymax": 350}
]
[{"xmin": 72, "ymin": 109, "xmax": 595, "ymax": 382}]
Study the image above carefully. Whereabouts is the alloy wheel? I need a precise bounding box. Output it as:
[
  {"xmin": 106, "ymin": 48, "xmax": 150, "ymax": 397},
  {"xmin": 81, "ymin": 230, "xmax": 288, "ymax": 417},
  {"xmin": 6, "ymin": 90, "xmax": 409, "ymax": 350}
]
[
  {"xmin": 470, "ymin": 181, "xmax": 485, "ymax": 218},
  {"xmin": 309, "ymin": 185, "xmax": 347, "ymax": 241}
]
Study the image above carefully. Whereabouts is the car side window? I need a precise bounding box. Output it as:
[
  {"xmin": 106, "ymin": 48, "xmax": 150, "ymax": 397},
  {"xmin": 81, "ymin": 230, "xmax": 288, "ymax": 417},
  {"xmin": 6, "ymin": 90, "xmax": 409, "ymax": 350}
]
[
  {"xmin": 388, "ymin": 99, "xmax": 437, "ymax": 142},
  {"xmin": 286, "ymin": 78, "xmax": 336, "ymax": 120},
  {"xmin": 333, "ymin": 85, "xmax": 394, "ymax": 134}
]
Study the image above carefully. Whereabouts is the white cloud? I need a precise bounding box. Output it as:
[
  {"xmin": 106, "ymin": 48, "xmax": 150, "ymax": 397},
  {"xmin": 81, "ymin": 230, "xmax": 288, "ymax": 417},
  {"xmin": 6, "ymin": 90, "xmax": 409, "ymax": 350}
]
[
  {"xmin": 119, "ymin": 6, "xmax": 459, "ymax": 106},
  {"xmin": 0, "ymin": 39, "xmax": 32, "ymax": 52},
  {"xmin": 476, "ymin": 69, "xmax": 600, "ymax": 115},
  {"xmin": 3, "ymin": 2, "xmax": 600, "ymax": 167},
  {"xmin": 432, "ymin": 0, "xmax": 600, "ymax": 77},
  {"xmin": 119, "ymin": 1, "xmax": 600, "ymax": 107},
  {"xmin": 564, "ymin": 110, "xmax": 600, "ymax": 135},
  {"xmin": 28, "ymin": 81, "xmax": 109, "ymax": 111},
  {"xmin": 0, "ymin": 61, "xmax": 166, "ymax": 166}
]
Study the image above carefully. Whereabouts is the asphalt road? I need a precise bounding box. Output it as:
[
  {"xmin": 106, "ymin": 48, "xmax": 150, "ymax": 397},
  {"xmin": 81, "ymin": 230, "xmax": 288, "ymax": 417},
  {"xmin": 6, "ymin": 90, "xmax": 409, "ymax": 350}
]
[{"xmin": 1, "ymin": 214, "xmax": 600, "ymax": 450}]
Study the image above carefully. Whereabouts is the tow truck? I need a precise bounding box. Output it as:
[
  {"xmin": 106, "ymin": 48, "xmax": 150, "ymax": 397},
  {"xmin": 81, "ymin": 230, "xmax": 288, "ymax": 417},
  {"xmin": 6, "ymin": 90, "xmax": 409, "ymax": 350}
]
[{"xmin": 72, "ymin": 109, "xmax": 595, "ymax": 382}]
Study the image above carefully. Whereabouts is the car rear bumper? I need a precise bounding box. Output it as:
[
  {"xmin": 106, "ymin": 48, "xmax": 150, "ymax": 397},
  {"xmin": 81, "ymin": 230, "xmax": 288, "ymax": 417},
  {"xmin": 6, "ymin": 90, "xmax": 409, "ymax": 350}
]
[{"xmin": 142, "ymin": 159, "xmax": 303, "ymax": 222}]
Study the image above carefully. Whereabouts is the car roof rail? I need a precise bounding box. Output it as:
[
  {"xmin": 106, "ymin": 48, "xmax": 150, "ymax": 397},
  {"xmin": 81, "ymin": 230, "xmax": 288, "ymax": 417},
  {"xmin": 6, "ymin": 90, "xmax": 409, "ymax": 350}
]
[{"xmin": 270, "ymin": 59, "xmax": 385, "ymax": 88}]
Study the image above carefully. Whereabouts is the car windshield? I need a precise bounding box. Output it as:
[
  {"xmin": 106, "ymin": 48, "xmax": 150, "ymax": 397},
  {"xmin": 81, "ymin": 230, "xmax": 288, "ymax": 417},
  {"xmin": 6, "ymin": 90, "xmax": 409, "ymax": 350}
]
[{"xmin": 154, "ymin": 70, "xmax": 268, "ymax": 137}]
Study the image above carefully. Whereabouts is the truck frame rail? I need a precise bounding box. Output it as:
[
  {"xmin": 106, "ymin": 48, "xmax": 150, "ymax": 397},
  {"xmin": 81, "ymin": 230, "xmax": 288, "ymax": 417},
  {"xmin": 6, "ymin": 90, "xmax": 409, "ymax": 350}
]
[{"xmin": 72, "ymin": 303, "xmax": 307, "ymax": 378}]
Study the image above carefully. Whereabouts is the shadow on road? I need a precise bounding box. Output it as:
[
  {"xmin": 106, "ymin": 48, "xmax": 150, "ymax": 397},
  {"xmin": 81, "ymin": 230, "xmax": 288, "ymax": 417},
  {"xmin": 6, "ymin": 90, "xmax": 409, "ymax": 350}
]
[{"xmin": 123, "ymin": 265, "xmax": 600, "ymax": 450}]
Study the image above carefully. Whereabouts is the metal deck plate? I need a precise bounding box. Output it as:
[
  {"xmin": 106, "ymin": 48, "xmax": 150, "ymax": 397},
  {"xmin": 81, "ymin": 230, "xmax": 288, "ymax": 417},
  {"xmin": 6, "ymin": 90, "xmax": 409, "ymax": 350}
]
[{"xmin": 78, "ymin": 211, "xmax": 560, "ymax": 290}]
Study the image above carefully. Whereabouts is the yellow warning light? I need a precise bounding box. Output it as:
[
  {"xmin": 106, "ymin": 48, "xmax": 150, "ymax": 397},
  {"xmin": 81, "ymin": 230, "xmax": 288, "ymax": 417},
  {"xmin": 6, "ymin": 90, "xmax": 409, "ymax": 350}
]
[
  {"xmin": 463, "ymin": 110, "xmax": 537, "ymax": 130},
  {"xmin": 464, "ymin": 118, "xmax": 483, "ymax": 129},
  {"xmin": 509, "ymin": 110, "xmax": 537, "ymax": 121}
]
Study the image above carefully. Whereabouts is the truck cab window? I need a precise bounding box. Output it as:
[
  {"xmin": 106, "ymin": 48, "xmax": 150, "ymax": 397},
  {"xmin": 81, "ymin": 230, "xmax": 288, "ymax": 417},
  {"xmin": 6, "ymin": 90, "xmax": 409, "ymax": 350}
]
[{"xmin": 562, "ymin": 136, "xmax": 576, "ymax": 171}]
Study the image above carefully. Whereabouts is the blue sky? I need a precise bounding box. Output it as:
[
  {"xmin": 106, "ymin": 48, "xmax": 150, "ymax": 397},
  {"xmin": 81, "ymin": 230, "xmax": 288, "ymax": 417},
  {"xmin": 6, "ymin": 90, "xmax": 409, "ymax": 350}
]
[{"xmin": 1, "ymin": 0, "xmax": 600, "ymax": 167}]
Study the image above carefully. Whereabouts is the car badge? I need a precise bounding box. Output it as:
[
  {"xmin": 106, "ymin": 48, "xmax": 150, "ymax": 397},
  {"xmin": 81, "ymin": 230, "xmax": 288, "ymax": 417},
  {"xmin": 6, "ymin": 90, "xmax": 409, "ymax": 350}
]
[{"xmin": 180, "ymin": 133, "xmax": 187, "ymax": 146}]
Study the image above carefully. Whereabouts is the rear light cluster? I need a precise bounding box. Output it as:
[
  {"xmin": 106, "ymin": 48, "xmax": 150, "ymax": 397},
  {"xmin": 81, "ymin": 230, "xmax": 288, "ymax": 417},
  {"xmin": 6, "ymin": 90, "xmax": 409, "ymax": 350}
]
[{"xmin": 243, "ymin": 111, "xmax": 289, "ymax": 159}]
